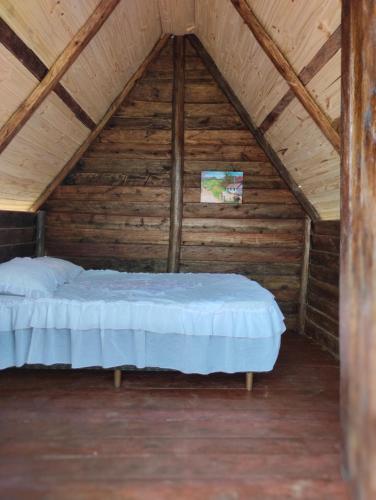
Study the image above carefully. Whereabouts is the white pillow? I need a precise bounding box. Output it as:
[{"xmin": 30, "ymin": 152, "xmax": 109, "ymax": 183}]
[
  {"xmin": 0, "ymin": 257, "xmax": 59, "ymax": 298},
  {"xmin": 35, "ymin": 257, "xmax": 83, "ymax": 284}
]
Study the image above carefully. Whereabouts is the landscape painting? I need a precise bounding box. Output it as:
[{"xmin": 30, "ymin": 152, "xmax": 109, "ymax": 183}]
[{"xmin": 200, "ymin": 171, "xmax": 243, "ymax": 204}]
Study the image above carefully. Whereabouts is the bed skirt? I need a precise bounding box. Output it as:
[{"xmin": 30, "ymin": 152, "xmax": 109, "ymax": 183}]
[{"xmin": 0, "ymin": 328, "xmax": 282, "ymax": 374}]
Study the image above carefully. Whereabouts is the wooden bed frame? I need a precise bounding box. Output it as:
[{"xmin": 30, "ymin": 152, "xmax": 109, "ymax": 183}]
[{"xmin": 35, "ymin": 210, "xmax": 254, "ymax": 392}]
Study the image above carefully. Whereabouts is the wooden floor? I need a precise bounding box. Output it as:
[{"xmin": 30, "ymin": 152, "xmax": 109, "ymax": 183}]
[{"xmin": 0, "ymin": 333, "xmax": 349, "ymax": 499}]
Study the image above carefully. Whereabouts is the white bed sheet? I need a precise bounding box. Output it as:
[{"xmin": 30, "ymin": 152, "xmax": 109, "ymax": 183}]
[
  {"xmin": 0, "ymin": 271, "xmax": 285, "ymax": 339},
  {"xmin": 0, "ymin": 272, "xmax": 286, "ymax": 373}
]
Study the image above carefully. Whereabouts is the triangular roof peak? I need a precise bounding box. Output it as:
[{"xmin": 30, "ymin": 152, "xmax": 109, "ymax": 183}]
[{"xmin": 0, "ymin": 0, "xmax": 341, "ymax": 219}]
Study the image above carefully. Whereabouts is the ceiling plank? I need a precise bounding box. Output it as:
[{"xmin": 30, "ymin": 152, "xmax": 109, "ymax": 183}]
[
  {"xmin": 0, "ymin": 18, "xmax": 96, "ymax": 130},
  {"xmin": 187, "ymin": 34, "xmax": 320, "ymax": 221},
  {"xmin": 0, "ymin": 0, "xmax": 120, "ymax": 154},
  {"xmin": 30, "ymin": 35, "xmax": 170, "ymax": 212},
  {"xmin": 259, "ymin": 26, "xmax": 341, "ymax": 134},
  {"xmin": 230, "ymin": 0, "xmax": 340, "ymax": 153}
]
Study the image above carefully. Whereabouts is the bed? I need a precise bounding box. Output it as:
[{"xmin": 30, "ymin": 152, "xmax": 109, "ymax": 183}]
[{"xmin": 0, "ymin": 257, "xmax": 286, "ymax": 390}]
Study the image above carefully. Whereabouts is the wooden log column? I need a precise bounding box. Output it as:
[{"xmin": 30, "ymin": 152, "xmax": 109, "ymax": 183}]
[
  {"xmin": 167, "ymin": 36, "xmax": 185, "ymax": 272},
  {"xmin": 341, "ymin": 0, "xmax": 376, "ymax": 497}
]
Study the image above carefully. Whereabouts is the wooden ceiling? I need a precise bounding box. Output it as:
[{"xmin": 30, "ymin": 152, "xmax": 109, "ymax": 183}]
[{"xmin": 0, "ymin": 0, "xmax": 341, "ymax": 219}]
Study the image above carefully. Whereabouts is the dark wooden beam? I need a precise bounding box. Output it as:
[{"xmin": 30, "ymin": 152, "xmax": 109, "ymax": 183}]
[
  {"xmin": 298, "ymin": 216, "xmax": 311, "ymax": 335},
  {"xmin": 259, "ymin": 26, "xmax": 341, "ymax": 134},
  {"xmin": 167, "ymin": 36, "xmax": 185, "ymax": 273},
  {"xmin": 30, "ymin": 35, "xmax": 170, "ymax": 212},
  {"xmin": 187, "ymin": 35, "xmax": 319, "ymax": 221},
  {"xmin": 230, "ymin": 0, "xmax": 340, "ymax": 153},
  {"xmin": 340, "ymin": 1, "xmax": 376, "ymax": 497},
  {"xmin": 0, "ymin": 0, "xmax": 120, "ymax": 154},
  {"xmin": 0, "ymin": 18, "xmax": 96, "ymax": 131},
  {"xmin": 35, "ymin": 210, "xmax": 46, "ymax": 257}
]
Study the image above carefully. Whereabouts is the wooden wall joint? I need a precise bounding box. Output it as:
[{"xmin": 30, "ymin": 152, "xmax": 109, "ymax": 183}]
[
  {"xmin": 187, "ymin": 34, "xmax": 320, "ymax": 221},
  {"xmin": 230, "ymin": 0, "xmax": 340, "ymax": 153},
  {"xmin": 167, "ymin": 36, "xmax": 185, "ymax": 273}
]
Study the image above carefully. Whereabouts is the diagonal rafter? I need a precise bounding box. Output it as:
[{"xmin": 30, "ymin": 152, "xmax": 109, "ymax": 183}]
[
  {"xmin": 0, "ymin": 18, "xmax": 96, "ymax": 131},
  {"xmin": 30, "ymin": 35, "xmax": 170, "ymax": 212},
  {"xmin": 188, "ymin": 34, "xmax": 320, "ymax": 221},
  {"xmin": 230, "ymin": 0, "xmax": 340, "ymax": 153},
  {"xmin": 0, "ymin": 0, "xmax": 120, "ymax": 155}
]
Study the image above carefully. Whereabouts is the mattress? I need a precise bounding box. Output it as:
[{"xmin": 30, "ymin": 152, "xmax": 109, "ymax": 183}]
[{"xmin": 0, "ymin": 271, "xmax": 286, "ymax": 373}]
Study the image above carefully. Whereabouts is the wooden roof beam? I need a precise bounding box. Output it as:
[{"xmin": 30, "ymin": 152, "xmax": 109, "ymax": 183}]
[
  {"xmin": 0, "ymin": 18, "xmax": 96, "ymax": 131},
  {"xmin": 30, "ymin": 35, "xmax": 170, "ymax": 212},
  {"xmin": 0, "ymin": 0, "xmax": 120, "ymax": 154},
  {"xmin": 188, "ymin": 34, "xmax": 320, "ymax": 221},
  {"xmin": 230, "ymin": 0, "xmax": 341, "ymax": 153}
]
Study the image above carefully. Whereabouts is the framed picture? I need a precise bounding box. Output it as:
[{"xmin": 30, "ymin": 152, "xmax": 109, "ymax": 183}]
[{"xmin": 200, "ymin": 171, "xmax": 243, "ymax": 204}]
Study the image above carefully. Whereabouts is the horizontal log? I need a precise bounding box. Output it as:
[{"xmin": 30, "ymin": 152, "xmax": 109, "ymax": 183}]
[
  {"xmin": 184, "ymin": 160, "xmax": 275, "ymax": 176},
  {"xmin": 184, "ymin": 130, "xmax": 256, "ymax": 145},
  {"xmin": 64, "ymin": 172, "xmax": 171, "ymax": 187},
  {"xmin": 312, "ymin": 221, "xmax": 340, "ymax": 236},
  {"xmin": 311, "ymin": 234, "xmax": 340, "ymax": 254},
  {"xmin": 53, "ymin": 186, "xmax": 171, "ymax": 203},
  {"xmin": 0, "ymin": 227, "xmax": 35, "ymax": 245},
  {"xmin": 309, "ymin": 250, "xmax": 339, "ymax": 271},
  {"xmin": 183, "ymin": 203, "xmax": 304, "ymax": 219},
  {"xmin": 184, "ymin": 187, "xmax": 297, "ymax": 205},
  {"xmin": 60, "ymin": 257, "xmax": 167, "ymax": 273},
  {"xmin": 0, "ymin": 211, "xmax": 35, "ymax": 228},
  {"xmin": 181, "ymin": 246, "xmax": 302, "ymax": 263},
  {"xmin": 115, "ymin": 101, "xmax": 172, "ymax": 118},
  {"xmin": 309, "ymin": 263, "xmax": 339, "ymax": 287},
  {"xmin": 185, "ymin": 82, "xmax": 228, "ymax": 103},
  {"xmin": 46, "ymin": 214, "xmax": 170, "ymax": 231},
  {"xmin": 305, "ymin": 319, "xmax": 339, "ymax": 358},
  {"xmin": 127, "ymin": 81, "xmax": 228, "ymax": 103},
  {"xmin": 184, "ymin": 144, "xmax": 267, "ymax": 161},
  {"xmin": 183, "ymin": 174, "xmax": 286, "ymax": 189},
  {"xmin": 179, "ymin": 261, "xmax": 301, "ymax": 276},
  {"xmin": 78, "ymin": 158, "xmax": 171, "ymax": 174},
  {"xmin": 128, "ymin": 80, "xmax": 172, "ymax": 102},
  {"xmin": 185, "ymin": 116, "xmax": 246, "ymax": 130},
  {"xmin": 85, "ymin": 142, "xmax": 171, "ymax": 159},
  {"xmin": 0, "ymin": 243, "xmax": 35, "ymax": 263},
  {"xmin": 99, "ymin": 129, "xmax": 172, "ymax": 144},
  {"xmin": 308, "ymin": 277, "xmax": 339, "ymax": 303},
  {"xmin": 306, "ymin": 290, "xmax": 339, "ymax": 322},
  {"xmin": 45, "ymin": 200, "xmax": 170, "ymax": 217},
  {"xmin": 246, "ymin": 275, "xmax": 300, "ymax": 301},
  {"xmin": 181, "ymin": 231, "xmax": 302, "ymax": 248},
  {"xmin": 46, "ymin": 243, "xmax": 169, "ymax": 260},
  {"xmin": 109, "ymin": 117, "xmax": 172, "ymax": 130},
  {"xmin": 306, "ymin": 305, "xmax": 339, "ymax": 337},
  {"xmin": 185, "ymin": 103, "xmax": 239, "ymax": 117},
  {"xmin": 46, "ymin": 227, "xmax": 169, "ymax": 245},
  {"xmin": 182, "ymin": 218, "xmax": 304, "ymax": 234}
]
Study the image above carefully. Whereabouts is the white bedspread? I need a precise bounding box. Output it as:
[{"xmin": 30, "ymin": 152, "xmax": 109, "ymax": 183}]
[{"xmin": 0, "ymin": 271, "xmax": 285, "ymax": 340}]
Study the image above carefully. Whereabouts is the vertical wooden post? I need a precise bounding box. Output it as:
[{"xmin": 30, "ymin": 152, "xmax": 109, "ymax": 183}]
[
  {"xmin": 298, "ymin": 216, "xmax": 311, "ymax": 335},
  {"xmin": 341, "ymin": 1, "xmax": 376, "ymax": 497},
  {"xmin": 167, "ymin": 36, "xmax": 185, "ymax": 273},
  {"xmin": 35, "ymin": 210, "xmax": 46, "ymax": 257}
]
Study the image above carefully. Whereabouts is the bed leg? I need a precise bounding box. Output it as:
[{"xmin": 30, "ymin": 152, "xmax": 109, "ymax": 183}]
[
  {"xmin": 114, "ymin": 369, "xmax": 122, "ymax": 389},
  {"xmin": 246, "ymin": 372, "xmax": 253, "ymax": 391}
]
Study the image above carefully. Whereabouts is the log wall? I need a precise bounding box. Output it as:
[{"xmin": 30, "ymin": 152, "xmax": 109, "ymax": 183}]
[
  {"xmin": 0, "ymin": 211, "xmax": 36, "ymax": 263},
  {"xmin": 44, "ymin": 37, "xmax": 306, "ymax": 330},
  {"xmin": 305, "ymin": 220, "xmax": 340, "ymax": 357}
]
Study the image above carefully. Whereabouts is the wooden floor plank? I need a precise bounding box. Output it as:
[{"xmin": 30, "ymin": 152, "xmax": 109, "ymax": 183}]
[{"xmin": 0, "ymin": 332, "xmax": 349, "ymax": 498}]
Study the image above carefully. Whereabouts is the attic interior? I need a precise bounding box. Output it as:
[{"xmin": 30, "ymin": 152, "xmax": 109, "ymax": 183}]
[{"xmin": 1, "ymin": 0, "xmax": 372, "ymax": 498}]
